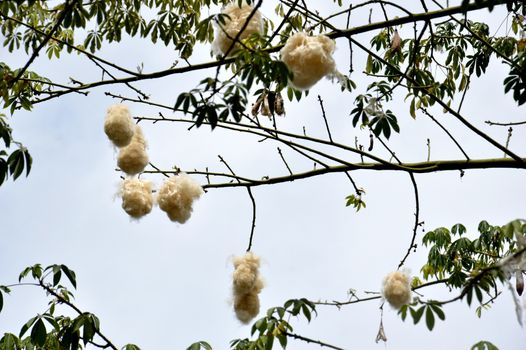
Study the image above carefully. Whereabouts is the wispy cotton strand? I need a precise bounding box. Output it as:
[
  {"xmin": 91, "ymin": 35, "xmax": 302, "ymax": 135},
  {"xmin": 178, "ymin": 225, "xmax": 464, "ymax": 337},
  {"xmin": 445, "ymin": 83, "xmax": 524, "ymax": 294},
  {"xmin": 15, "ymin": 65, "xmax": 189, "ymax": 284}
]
[
  {"xmin": 157, "ymin": 173, "xmax": 203, "ymax": 223},
  {"xmin": 104, "ymin": 104, "xmax": 135, "ymax": 147},
  {"xmin": 382, "ymin": 270, "xmax": 412, "ymax": 309},
  {"xmin": 280, "ymin": 32, "xmax": 336, "ymax": 90}
]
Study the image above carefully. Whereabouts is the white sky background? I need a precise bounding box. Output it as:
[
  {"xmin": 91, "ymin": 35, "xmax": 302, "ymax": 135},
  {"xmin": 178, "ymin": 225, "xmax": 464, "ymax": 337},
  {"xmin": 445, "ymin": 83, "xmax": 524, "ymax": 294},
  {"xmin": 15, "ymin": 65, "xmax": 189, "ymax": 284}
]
[{"xmin": 0, "ymin": 0, "xmax": 525, "ymax": 349}]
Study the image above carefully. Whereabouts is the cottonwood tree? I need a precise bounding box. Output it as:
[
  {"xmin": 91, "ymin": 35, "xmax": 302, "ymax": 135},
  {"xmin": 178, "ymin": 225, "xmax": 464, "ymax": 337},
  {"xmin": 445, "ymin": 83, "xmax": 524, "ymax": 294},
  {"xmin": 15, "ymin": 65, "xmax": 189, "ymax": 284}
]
[{"xmin": 0, "ymin": 0, "xmax": 525, "ymax": 349}]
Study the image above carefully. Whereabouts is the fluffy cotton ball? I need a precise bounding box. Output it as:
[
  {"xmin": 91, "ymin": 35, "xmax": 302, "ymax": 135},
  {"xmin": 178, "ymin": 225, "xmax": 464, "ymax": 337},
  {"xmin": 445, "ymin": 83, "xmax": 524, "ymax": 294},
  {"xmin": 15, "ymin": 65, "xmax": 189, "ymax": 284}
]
[
  {"xmin": 104, "ymin": 104, "xmax": 135, "ymax": 147},
  {"xmin": 232, "ymin": 252, "xmax": 264, "ymax": 323},
  {"xmin": 233, "ymin": 252, "xmax": 261, "ymax": 294},
  {"xmin": 382, "ymin": 271, "xmax": 412, "ymax": 309},
  {"xmin": 234, "ymin": 292, "xmax": 260, "ymax": 324},
  {"xmin": 280, "ymin": 32, "xmax": 336, "ymax": 90},
  {"xmin": 120, "ymin": 179, "xmax": 153, "ymax": 219},
  {"xmin": 212, "ymin": 1, "xmax": 263, "ymax": 56},
  {"xmin": 157, "ymin": 173, "xmax": 203, "ymax": 223},
  {"xmin": 117, "ymin": 125, "xmax": 149, "ymax": 175}
]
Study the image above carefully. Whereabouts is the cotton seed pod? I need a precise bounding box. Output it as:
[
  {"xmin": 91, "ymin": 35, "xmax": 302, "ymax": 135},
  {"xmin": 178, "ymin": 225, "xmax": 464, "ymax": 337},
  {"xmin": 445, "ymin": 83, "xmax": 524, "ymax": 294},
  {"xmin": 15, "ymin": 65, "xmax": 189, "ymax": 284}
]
[
  {"xmin": 104, "ymin": 104, "xmax": 135, "ymax": 147},
  {"xmin": 120, "ymin": 179, "xmax": 153, "ymax": 219},
  {"xmin": 157, "ymin": 173, "xmax": 203, "ymax": 223},
  {"xmin": 234, "ymin": 291, "xmax": 260, "ymax": 324},
  {"xmin": 117, "ymin": 125, "xmax": 149, "ymax": 175},
  {"xmin": 280, "ymin": 32, "xmax": 336, "ymax": 90},
  {"xmin": 382, "ymin": 271, "xmax": 412, "ymax": 309},
  {"xmin": 212, "ymin": 1, "xmax": 263, "ymax": 56}
]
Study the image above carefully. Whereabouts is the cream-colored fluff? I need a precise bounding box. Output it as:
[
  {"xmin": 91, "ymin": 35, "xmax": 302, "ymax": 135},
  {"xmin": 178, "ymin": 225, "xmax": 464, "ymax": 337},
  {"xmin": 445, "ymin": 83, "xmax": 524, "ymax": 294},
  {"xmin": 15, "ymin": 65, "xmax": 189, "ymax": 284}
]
[
  {"xmin": 280, "ymin": 32, "xmax": 336, "ymax": 90},
  {"xmin": 117, "ymin": 125, "xmax": 148, "ymax": 175},
  {"xmin": 212, "ymin": 1, "xmax": 263, "ymax": 56},
  {"xmin": 157, "ymin": 173, "xmax": 203, "ymax": 223},
  {"xmin": 234, "ymin": 291, "xmax": 260, "ymax": 324},
  {"xmin": 382, "ymin": 271, "xmax": 412, "ymax": 309},
  {"xmin": 104, "ymin": 104, "xmax": 135, "ymax": 147},
  {"xmin": 120, "ymin": 179, "xmax": 153, "ymax": 219},
  {"xmin": 233, "ymin": 252, "xmax": 261, "ymax": 294},
  {"xmin": 232, "ymin": 252, "xmax": 264, "ymax": 323}
]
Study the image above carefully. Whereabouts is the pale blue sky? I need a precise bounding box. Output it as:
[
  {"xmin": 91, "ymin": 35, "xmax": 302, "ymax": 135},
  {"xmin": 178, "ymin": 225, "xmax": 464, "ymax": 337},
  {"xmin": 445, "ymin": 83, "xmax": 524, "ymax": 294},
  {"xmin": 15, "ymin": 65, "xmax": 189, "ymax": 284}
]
[{"xmin": 0, "ymin": 1, "xmax": 525, "ymax": 349}]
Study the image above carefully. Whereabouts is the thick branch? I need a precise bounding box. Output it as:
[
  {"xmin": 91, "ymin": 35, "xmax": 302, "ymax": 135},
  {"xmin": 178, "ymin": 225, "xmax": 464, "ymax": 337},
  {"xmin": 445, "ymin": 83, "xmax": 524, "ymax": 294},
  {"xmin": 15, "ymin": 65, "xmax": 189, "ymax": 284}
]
[{"xmin": 195, "ymin": 157, "xmax": 526, "ymax": 189}]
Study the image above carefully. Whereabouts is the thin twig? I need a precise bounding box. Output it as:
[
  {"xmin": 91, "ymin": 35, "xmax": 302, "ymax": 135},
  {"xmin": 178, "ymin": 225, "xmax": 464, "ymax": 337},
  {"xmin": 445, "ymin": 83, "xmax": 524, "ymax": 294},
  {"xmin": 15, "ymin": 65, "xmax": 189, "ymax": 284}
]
[
  {"xmin": 422, "ymin": 108, "xmax": 470, "ymax": 160},
  {"xmin": 277, "ymin": 147, "xmax": 293, "ymax": 175},
  {"xmin": 283, "ymin": 332, "xmax": 345, "ymax": 350},
  {"xmin": 317, "ymin": 95, "xmax": 333, "ymax": 143},
  {"xmin": 218, "ymin": 155, "xmax": 257, "ymax": 252}
]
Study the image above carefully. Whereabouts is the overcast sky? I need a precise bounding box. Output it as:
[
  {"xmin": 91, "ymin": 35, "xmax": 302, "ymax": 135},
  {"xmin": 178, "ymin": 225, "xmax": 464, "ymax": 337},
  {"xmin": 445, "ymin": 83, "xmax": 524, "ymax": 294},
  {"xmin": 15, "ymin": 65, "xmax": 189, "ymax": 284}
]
[{"xmin": 0, "ymin": 1, "xmax": 525, "ymax": 349}]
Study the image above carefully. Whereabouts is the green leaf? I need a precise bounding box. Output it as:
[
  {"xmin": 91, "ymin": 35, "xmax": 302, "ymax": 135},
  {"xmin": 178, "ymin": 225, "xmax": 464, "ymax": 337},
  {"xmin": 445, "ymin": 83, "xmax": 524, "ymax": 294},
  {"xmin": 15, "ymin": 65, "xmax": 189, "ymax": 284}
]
[
  {"xmin": 122, "ymin": 344, "xmax": 141, "ymax": 350},
  {"xmin": 19, "ymin": 316, "xmax": 37, "ymax": 337},
  {"xmin": 410, "ymin": 306, "xmax": 425, "ymax": 324},
  {"xmin": 425, "ymin": 306, "xmax": 435, "ymax": 330},
  {"xmin": 471, "ymin": 340, "xmax": 499, "ymax": 350},
  {"xmin": 61, "ymin": 265, "xmax": 77, "ymax": 289},
  {"xmin": 30, "ymin": 318, "xmax": 46, "ymax": 347},
  {"xmin": 430, "ymin": 304, "xmax": 445, "ymax": 321}
]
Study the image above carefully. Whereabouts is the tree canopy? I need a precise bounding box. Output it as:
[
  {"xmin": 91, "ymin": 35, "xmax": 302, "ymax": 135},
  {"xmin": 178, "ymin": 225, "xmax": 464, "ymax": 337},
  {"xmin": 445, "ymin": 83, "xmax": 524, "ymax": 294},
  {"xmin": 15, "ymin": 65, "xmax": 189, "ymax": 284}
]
[{"xmin": 0, "ymin": 0, "xmax": 525, "ymax": 349}]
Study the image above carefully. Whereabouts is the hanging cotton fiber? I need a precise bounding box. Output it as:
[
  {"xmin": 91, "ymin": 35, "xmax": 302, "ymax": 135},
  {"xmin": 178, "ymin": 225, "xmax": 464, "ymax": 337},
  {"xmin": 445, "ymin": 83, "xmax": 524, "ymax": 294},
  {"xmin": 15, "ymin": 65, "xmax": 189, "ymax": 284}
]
[
  {"xmin": 280, "ymin": 32, "xmax": 336, "ymax": 90},
  {"xmin": 232, "ymin": 252, "xmax": 264, "ymax": 324},
  {"xmin": 381, "ymin": 270, "xmax": 412, "ymax": 309},
  {"xmin": 117, "ymin": 125, "xmax": 149, "ymax": 175},
  {"xmin": 120, "ymin": 179, "xmax": 153, "ymax": 219},
  {"xmin": 157, "ymin": 173, "xmax": 203, "ymax": 223},
  {"xmin": 104, "ymin": 104, "xmax": 135, "ymax": 147},
  {"xmin": 212, "ymin": 1, "xmax": 263, "ymax": 56}
]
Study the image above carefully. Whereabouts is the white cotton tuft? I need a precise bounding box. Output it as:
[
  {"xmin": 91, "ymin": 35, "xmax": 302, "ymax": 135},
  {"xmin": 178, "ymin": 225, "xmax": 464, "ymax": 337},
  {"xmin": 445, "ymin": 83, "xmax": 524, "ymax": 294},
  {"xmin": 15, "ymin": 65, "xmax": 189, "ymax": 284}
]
[
  {"xmin": 280, "ymin": 32, "xmax": 336, "ymax": 90},
  {"xmin": 120, "ymin": 179, "xmax": 153, "ymax": 219},
  {"xmin": 382, "ymin": 270, "xmax": 412, "ymax": 309},
  {"xmin": 234, "ymin": 291, "xmax": 260, "ymax": 324},
  {"xmin": 212, "ymin": 1, "xmax": 263, "ymax": 56},
  {"xmin": 157, "ymin": 173, "xmax": 203, "ymax": 223},
  {"xmin": 117, "ymin": 125, "xmax": 149, "ymax": 175},
  {"xmin": 232, "ymin": 252, "xmax": 264, "ymax": 323},
  {"xmin": 104, "ymin": 104, "xmax": 135, "ymax": 147}
]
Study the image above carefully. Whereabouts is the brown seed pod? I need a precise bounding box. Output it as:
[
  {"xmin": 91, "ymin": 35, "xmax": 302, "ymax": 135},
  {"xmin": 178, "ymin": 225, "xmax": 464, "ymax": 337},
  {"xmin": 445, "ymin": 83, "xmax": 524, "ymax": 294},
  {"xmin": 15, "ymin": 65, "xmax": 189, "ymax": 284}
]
[
  {"xmin": 274, "ymin": 91, "xmax": 285, "ymax": 116},
  {"xmin": 390, "ymin": 29, "xmax": 401, "ymax": 53},
  {"xmin": 516, "ymin": 270, "xmax": 524, "ymax": 296},
  {"xmin": 260, "ymin": 93, "xmax": 271, "ymax": 117}
]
